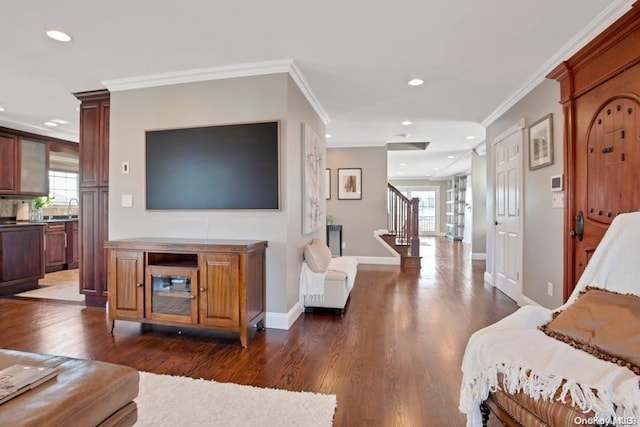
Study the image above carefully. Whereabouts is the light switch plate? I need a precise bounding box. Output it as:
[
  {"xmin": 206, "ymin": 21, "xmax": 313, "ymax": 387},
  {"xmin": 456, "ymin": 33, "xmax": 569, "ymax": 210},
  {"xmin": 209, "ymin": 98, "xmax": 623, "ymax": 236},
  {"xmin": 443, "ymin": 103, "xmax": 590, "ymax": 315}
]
[
  {"xmin": 552, "ymin": 192, "xmax": 564, "ymax": 209},
  {"xmin": 122, "ymin": 194, "xmax": 133, "ymax": 208}
]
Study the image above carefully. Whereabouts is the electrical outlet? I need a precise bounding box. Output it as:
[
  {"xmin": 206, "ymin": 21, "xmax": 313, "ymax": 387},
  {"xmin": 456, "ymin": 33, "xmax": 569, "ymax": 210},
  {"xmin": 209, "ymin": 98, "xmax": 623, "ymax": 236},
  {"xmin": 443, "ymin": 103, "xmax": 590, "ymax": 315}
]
[
  {"xmin": 341, "ymin": 242, "xmax": 346, "ymax": 249},
  {"xmin": 547, "ymin": 282, "xmax": 553, "ymax": 296}
]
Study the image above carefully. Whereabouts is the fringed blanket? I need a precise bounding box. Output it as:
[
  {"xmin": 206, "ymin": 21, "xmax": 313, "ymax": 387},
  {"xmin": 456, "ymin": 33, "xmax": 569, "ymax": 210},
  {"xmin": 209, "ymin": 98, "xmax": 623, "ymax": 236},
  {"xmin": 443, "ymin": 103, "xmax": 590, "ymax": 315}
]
[
  {"xmin": 299, "ymin": 257, "xmax": 358, "ymax": 307},
  {"xmin": 460, "ymin": 212, "xmax": 640, "ymax": 426}
]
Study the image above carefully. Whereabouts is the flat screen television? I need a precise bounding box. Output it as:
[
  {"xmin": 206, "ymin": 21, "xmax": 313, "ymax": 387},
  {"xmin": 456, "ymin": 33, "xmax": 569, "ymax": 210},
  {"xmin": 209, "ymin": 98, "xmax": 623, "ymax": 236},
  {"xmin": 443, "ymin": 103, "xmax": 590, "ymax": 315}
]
[{"xmin": 145, "ymin": 121, "xmax": 279, "ymax": 210}]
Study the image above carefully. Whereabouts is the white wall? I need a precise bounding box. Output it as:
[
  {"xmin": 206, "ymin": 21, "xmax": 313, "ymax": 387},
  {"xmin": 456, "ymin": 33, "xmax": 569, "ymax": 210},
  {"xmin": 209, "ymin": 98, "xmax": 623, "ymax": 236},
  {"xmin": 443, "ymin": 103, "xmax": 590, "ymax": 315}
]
[
  {"xmin": 486, "ymin": 79, "xmax": 564, "ymax": 308},
  {"xmin": 471, "ymin": 153, "xmax": 487, "ymax": 257},
  {"xmin": 108, "ymin": 73, "xmax": 324, "ymax": 317}
]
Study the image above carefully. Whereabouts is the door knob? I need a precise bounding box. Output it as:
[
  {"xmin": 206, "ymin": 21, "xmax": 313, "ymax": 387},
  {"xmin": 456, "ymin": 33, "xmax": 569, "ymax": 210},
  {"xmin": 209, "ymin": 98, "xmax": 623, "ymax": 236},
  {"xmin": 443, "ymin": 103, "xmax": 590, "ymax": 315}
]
[{"xmin": 494, "ymin": 220, "xmax": 498, "ymax": 226}]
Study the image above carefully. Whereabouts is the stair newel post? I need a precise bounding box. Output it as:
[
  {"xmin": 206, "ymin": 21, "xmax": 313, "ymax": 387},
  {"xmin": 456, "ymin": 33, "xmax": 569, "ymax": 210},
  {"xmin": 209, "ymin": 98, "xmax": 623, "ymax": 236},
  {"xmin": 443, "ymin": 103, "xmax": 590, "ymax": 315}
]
[{"xmin": 410, "ymin": 197, "xmax": 420, "ymax": 257}]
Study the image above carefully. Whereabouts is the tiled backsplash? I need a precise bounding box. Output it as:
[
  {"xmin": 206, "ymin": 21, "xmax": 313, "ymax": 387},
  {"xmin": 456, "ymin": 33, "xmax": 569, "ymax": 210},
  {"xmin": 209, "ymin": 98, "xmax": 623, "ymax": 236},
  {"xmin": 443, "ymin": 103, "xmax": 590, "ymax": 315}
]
[{"xmin": 0, "ymin": 198, "xmax": 78, "ymax": 219}]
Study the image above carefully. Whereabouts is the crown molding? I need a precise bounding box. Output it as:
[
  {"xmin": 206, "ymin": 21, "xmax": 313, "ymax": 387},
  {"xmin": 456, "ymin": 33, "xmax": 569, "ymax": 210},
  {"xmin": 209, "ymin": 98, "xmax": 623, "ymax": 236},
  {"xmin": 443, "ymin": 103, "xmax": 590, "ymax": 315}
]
[
  {"xmin": 482, "ymin": 0, "xmax": 635, "ymax": 127},
  {"xmin": 102, "ymin": 59, "xmax": 330, "ymax": 125},
  {"xmin": 288, "ymin": 62, "xmax": 330, "ymax": 124}
]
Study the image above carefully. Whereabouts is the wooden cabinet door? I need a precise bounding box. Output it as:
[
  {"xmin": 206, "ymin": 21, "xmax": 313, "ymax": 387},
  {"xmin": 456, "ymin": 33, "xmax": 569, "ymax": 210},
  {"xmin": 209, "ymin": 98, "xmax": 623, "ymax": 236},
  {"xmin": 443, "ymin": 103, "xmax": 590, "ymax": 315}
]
[
  {"xmin": 0, "ymin": 226, "xmax": 44, "ymax": 282},
  {"xmin": 199, "ymin": 253, "xmax": 239, "ymax": 328},
  {"xmin": 145, "ymin": 266, "xmax": 198, "ymax": 324},
  {"xmin": 45, "ymin": 223, "xmax": 67, "ymax": 270},
  {"xmin": 65, "ymin": 220, "xmax": 79, "ymax": 269},
  {"xmin": 0, "ymin": 133, "xmax": 18, "ymax": 194},
  {"xmin": 78, "ymin": 97, "xmax": 109, "ymax": 187},
  {"xmin": 108, "ymin": 250, "xmax": 144, "ymax": 320},
  {"xmin": 79, "ymin": 187, "xmax": 108, "ymax": 304}
]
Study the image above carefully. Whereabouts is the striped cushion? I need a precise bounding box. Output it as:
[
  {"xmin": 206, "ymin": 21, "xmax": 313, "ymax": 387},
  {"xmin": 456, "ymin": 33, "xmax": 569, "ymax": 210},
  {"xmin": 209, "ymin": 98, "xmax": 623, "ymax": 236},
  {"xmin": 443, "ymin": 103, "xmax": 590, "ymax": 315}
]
[{"xmin": 489, "ymin": 374, "xmax": 599, "ymax": 426}]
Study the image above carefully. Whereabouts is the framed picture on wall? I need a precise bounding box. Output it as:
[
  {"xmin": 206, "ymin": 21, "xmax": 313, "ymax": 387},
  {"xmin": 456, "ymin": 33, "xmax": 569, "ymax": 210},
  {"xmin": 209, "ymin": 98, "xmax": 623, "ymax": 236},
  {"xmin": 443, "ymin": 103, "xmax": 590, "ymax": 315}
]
[
  {"xmin": 325, "ymin": 168, "xmax": 331, "ymax": 200},
  {"xmin": 338, "ymin": 168, "xmax": 362, "ymax": 200},
  {"xmin": 528, "ymin": 113, "xmax": 553, "ymax": 170}
]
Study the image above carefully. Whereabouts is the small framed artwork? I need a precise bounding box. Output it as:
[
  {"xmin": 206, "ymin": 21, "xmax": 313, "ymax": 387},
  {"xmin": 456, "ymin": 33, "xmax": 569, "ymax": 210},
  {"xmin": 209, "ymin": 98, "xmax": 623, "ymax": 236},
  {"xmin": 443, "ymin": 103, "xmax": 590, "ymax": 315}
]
[
  {"xmin": 528, "ymin": 113, "xmax": 553, "ymax": 170},
  {"xmin": 325, "ymin": 168, "xmax": 331, "ymax": 200},
  {"xmin": 338, "ymin": 168, "xmax": 362, "ymax": 200}
]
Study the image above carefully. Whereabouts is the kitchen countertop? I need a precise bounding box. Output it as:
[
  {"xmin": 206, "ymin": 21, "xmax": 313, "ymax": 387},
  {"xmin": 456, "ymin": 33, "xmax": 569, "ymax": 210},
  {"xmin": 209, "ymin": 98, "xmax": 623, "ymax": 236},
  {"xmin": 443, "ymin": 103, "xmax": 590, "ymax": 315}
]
[{"xmin": 0, "ymin": 217, "xmax": 78, "ymax": 228}]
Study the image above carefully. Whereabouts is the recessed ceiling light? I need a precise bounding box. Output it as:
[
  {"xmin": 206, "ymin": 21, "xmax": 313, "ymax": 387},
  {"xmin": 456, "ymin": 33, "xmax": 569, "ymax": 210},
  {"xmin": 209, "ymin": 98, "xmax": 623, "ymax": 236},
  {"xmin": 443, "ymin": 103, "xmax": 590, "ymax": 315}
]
[
  {"xmin": 466, "ymin": 135, "xmax": 476, "ymax": 140},
  {"xmin": 51, "ymin": 119, "xmax": 69, "ymax": 124},
  {"xmin": 0, "ymin": 107, "xmax": 5, "ymax": 112},
  {"xmin": 46, "ymin": 30, "xmax": 72, "ymax": 42},
  {"xmin": 408, "ymin": 78, "xmax": 424, "ymax": 86},
  {"xmin": 397, "ymin": 172, "xmax": 403, "ymax": 174},
  {"xmin": 44, "ymin": 121, "xmax": 58, "ymax": 127},
  {"xmin": 399, "ymin": 163, "xmax": 406, "ymax": 166},
  {"xmin": 401, "ymin": 120, "xmax": 412, "ymax": 126},
  {"xmin": 447, "ymin": 155, "xmax": 455, "ymax": 159},
  {"xmin": 434, "ymin": 167, "xmax": 440, "ymax": 171},
  {"xmin": 325, "ymin": 134, "xmax": 332, "ymax": 139}
]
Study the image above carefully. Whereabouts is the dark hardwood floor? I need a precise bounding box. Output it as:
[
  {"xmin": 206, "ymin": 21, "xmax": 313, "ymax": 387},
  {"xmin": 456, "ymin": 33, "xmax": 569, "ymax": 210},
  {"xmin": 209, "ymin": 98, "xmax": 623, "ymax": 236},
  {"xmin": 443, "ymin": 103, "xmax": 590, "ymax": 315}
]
[{"xmin": 0, "ymin": 237, "xmax": 518, "ymax": 426}]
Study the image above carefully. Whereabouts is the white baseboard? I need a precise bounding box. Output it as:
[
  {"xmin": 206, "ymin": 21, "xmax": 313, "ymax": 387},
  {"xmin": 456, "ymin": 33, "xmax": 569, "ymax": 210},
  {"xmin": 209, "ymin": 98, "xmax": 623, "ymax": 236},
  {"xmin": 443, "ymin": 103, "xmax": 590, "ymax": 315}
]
[
  {"xmin": 471, "ymin": 253, "xmax": 487, "ymax": 261},
  {"xmin": 484, "ymin": 271, "xmax": 493, "ymax": 286},
  {"xmin": 355, "ymin": 256, "xmax": 401, "ymax": 265},
  {"xmin": 266, "ymin": 302, "xmax": 303, "ymax": 330},
  {"xmin": 519, "ymin": 295, "xmax": 542, "ymax": 307}
]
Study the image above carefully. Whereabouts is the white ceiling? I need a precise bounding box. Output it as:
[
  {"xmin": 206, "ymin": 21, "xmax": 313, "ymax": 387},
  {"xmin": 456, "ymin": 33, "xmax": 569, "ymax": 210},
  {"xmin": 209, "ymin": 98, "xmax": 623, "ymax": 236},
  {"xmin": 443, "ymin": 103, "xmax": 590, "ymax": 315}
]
[{"xmin": 0, "ymin": 0, "xmax": 633, "ymax": 180}]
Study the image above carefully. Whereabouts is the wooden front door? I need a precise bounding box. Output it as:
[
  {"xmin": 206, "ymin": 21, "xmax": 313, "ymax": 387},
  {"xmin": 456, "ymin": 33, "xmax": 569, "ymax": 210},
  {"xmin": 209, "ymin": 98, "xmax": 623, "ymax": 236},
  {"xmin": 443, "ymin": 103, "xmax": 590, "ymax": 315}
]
[
  {"xmin": 570, "ymin": 98, "xmax": 640, "ymax": 291},
  {"xmin": 549, "ymin": 5, "xmax": 640, "ymax": 300}
]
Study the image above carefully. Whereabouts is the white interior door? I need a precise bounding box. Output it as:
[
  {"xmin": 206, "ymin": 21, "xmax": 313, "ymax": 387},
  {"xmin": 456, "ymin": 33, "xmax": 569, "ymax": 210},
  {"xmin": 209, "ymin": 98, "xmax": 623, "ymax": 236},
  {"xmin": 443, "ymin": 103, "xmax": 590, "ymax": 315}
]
[{"xmin": 493, "ymin": 127, "xmax": 522, "ymax": 304}]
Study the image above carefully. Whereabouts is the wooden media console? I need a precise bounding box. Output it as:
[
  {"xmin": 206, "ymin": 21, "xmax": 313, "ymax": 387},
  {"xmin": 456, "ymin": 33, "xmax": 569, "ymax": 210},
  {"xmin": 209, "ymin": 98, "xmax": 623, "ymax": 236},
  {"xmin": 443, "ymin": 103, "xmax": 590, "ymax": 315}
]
[{"xmin": 104, "ymin": 238, "xmax": 267, "ymax": 347}]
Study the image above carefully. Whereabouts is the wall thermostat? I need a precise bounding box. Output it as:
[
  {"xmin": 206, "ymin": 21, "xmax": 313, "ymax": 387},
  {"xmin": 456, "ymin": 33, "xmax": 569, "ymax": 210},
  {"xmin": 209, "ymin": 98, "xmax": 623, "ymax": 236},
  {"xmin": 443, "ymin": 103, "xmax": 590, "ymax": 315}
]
[{"xmin": 550, "ymin": 174, "xmax": 563, "ymax": 191}]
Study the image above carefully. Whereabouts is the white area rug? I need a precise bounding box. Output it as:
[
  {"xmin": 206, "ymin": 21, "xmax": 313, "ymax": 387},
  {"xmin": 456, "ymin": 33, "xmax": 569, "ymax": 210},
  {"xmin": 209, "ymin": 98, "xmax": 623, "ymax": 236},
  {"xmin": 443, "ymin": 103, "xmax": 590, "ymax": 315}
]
[{"xmin": 135, "ymin": 372, "xmax": 337, "ymax": 426}]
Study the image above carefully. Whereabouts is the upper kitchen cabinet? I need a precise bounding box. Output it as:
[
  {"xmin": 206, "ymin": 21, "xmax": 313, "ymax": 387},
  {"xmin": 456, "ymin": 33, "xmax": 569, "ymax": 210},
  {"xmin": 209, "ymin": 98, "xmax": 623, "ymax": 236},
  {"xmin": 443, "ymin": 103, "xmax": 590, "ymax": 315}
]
[
  {"xmin": 76, "ymin": 90, "xmax": 109, "ymax": 187},
  {"xmin": 20, "ymin": 139, "xmax": 49, "ymax": 195},
  {"xmin": 0, "ymin": 130, "xmax": 49, "ymax": 196},
  {"xmin": 0, "ymin": 133, "xmax": 18, "ymax": 193}
]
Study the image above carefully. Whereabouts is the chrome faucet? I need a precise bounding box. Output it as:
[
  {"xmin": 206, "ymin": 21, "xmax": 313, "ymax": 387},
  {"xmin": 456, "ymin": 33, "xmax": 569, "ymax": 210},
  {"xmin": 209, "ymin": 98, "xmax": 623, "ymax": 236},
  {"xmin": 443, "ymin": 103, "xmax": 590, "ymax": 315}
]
[{"xmin": 67, "ymin": 198, "xmax": 79, "ymax": 218}]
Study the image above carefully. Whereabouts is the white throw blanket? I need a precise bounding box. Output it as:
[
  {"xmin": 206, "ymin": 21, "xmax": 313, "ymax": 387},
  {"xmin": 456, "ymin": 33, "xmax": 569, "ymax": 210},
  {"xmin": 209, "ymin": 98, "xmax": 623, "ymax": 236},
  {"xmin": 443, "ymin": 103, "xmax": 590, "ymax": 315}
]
[
  {"xmin": 459, "ymin": 212, "xmax": 640, "ymax": 426},
  {"xmin": 299, "ymin": 262, "xmax": 327, "ymax": 304},
  {"xmin": 299, "ymin": 257, "xmax": 358, "ymax": 306}
]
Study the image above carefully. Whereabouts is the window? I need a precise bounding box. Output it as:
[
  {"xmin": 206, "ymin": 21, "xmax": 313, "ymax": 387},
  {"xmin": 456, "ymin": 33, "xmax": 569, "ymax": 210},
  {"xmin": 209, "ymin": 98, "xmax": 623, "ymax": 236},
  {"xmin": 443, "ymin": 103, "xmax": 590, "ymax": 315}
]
[
  {"xmin": 48, "ymin": 171, "xmax": 79, "ymax": 204},
  {"xmin": 399, "ymin": 187, "xmax": 439, "ymax": 235}
]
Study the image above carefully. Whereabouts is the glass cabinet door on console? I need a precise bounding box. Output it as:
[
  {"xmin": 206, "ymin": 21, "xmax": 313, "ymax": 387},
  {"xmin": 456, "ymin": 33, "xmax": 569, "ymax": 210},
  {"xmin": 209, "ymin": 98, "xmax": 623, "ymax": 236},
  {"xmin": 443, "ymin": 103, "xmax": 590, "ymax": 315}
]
[{"xmin": 144, "ymin": 266, "xmax": 198, "ymax": 324}]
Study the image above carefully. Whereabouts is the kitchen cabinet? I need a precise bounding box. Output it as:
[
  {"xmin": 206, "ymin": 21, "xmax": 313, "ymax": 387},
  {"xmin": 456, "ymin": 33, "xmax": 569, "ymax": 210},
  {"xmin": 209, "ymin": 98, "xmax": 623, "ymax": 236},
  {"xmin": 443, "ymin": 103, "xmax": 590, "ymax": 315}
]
[
  {"xmin": 0, "ymin": 133, "xmax": 18, "ymax": 193},
  {"xmin": 79, "ymin": 187, "xmax": 108, "ymax": 307},
  {"xmin": 75, "ymin": 90, "xmax": 110, "ymax": 307},
  {"xmin": 45, "ymin": 222, "xmax": 67, "ymax": 272},
  {"xmin": 105, "ymin": 238, "xmax": 267, "ymax": 347},
  {"xmin": 66, "ymin": 220, "xmax": 79, "ymax": 269},
  {"xmin": 77, "ymin": 91, "xmax": 109, "ymax": 187},
  {"xmin": 20, "ymin": 139, "xmax": 49, "ymax": 195},
  {"xmin": 0, "ymin": 133, "xmax": 48, "ymax": 196},
  {"xmin": 0, "ymin": 224, "xmax": 45, "ymax": 295}
]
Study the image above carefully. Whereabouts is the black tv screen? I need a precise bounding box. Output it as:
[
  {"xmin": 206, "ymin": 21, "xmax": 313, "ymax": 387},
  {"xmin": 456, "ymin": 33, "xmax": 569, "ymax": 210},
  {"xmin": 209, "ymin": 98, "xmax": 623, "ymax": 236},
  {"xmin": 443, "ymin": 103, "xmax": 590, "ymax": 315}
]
[{"xmin": 146, "ymin": 121, "xmax": 279, "ymax": 210}]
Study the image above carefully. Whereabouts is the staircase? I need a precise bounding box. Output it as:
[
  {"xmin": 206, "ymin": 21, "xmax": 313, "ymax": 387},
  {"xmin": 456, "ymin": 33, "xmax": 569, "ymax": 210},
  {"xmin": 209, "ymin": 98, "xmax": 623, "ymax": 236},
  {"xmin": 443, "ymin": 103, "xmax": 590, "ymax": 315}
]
[{"xmin": 385, "ymin": 184, "xmax": 421, "ymax": 269}]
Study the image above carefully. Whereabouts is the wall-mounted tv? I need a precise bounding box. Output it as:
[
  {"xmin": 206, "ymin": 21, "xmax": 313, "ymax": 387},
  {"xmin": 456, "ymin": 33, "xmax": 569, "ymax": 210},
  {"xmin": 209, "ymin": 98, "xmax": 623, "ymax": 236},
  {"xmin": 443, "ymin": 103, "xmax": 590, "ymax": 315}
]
[{"xmin": 145, "ymin": 121, "xmax": 279, "ymax": 210}]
